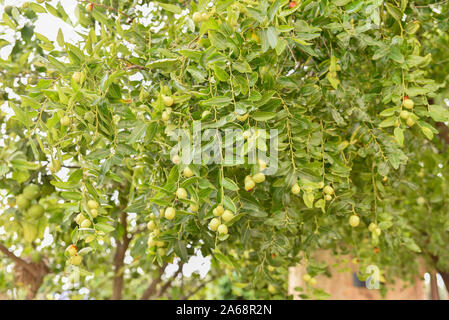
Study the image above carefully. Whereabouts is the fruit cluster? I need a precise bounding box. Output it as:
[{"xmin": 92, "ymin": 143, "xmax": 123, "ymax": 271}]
[
  {"xmin": 14, "ymin": 184, "xmax": 45, "ymax": 243},
  {"xmin": 208, "ymin": 205, "xmax": 234, "ymax": 235}
]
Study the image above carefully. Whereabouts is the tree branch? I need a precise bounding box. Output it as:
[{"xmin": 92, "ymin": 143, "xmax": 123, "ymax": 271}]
[
  {"xmin": 430, "ymin": 272, "xmax": 440, "ymax": 300},
  {"xmin": 140, "ymin": 263, "xmax": 168, "ymax": 300},
  {"xmin": 0, "ymin": 242, "xmax": 37, "ymax": 277},
  {"xmin": 156, "ymin": 266, "xmax": 183, "ymax": 298},
  {"xmin": 180, "ymin": 276, "xmax": 217, "ymax": 300}
]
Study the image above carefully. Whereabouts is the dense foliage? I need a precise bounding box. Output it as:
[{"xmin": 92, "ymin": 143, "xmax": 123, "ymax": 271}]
[{"xmin": 1, "ymin": 0, "xmax": 449, "ymax": 299}]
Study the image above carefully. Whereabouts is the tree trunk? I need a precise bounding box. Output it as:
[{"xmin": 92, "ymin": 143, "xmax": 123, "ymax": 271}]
[{"xmin": 288, "ymin": 250, "xmax": 426, "ymax": 300}]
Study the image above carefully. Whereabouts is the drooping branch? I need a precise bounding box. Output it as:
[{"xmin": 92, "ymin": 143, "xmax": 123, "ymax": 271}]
[
  {"xmin": 180, "ymin": 276, "xmax": 217, "ymax": 300},
  {"xmin": 140, "ymin": 263, "xmax": 168, "ymax": 300},
  {"xmin": 156, "ymin": 265, "xmax": 183, "ymax": 298},
  {"xmin": 0, "ymin": 242, "xmax": 37, "ymax": 277},
  {"xmin": 111, "ymin": 212, "xmax": 132, "ymax": 300}
]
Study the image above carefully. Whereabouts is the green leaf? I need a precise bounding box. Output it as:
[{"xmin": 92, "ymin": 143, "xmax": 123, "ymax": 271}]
[
  {"xmin": 394, "ymin": 127, "xmax": 404, "ymax": 146},
  {"xmin": 222, "ymin": 178, "xmax": 239, "ymax": 191},
  {"xmin": 157, "ymin": 2, "xmax": 182, "ymax": 14}
]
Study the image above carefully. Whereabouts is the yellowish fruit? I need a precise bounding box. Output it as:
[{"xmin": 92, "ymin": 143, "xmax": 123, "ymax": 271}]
[
  {"xmin": 165, "ymin": 207, "xmax": 176, "ymax": 220},
  {"xmin": 147, "ymin": 237, "xmax": 157, "ymax": 247},
  {"xmin": 214, "ymin": 205, "xmax": 224, "ymax": 216},
  {"xmin": 162, "ymin": 95, "xmax": 174, "ymax": 107},
  {"xmin": 252, "ymin": 173, "xmax": 265, "ymax": 183},
  {"xmin": 324, "ymin": 194, "xmax": 332, "ymax": 201},
  {"xmin": 302, "ymin": 274, "xmax": 312, "ymax": 282},
  {"xmin": 189, "ymin": 203, "xmax": 199, "ymax": 212},
  {"xmin": 157, "ymin": 248, "xmax": 166, "ymax": 256},
  {"xmin": 16, "ymin": 194, "xmax": 30, "ymax": 210},
  {"xmin": 152, "ymin": 229, "xmax": 160, "ymax": 237},
  {"xmin": 87, "ymin": 200, "xmax": 99, "ymax": 210},
  {"xmin": 23, "ymin": 184, "xmax": 40, "ymax": 200},
  {"xmin": 26, "ymin": 204, "xmax": 45, "ymax": 219},
  {"xmin": 75, "ymin": 213, "xmax": 86, "ymax": 225},
  {"xmin": 183, "ymin": 167, "xmax": 194, "ymax": 177},
  {"xmin": 147, "ymin": 220, "xmax": 156, "ymax": 231},
  {"xmin": 402, "ymin": 98, "xmax": 414, "ymax": 109},
  {"xmin": 368, "ymin": 223, "xmax": 377, "ymax": 232},
  {"xmin": 309, "ymin": 278, "xmax": 317, "ymax": 286},
  {"xmin": 291, "ymin": 183, "xmax": 301, "ymax": 195},
  {"xmin": 161, "ymin": 111, "xmax": 170, "ymax": 121},
  {"xmin": 72, "ymin": 72, "xmax": 82, "ymax": 83},
  {"xmin": 156, "ymin": 241, "xmax": 164, "ymax": 247},
  {"xmin": 268, "ymin": 284, "xmax": 276, "ymax": 294},
  {"xmin": 400, "ymin": 110, "xmax": 409, "ymax": 119},
  {"xmin": 217, "ymin": 224, "xmax": 228, "ymax": 235},
  {"xmin": 192, "ymin": 12, "xmax": 202, "ymax": 23},
  {"xmin": 209, "ymin": 218, "xmax": 221, "ymax": 231},
  {"xmin": 323, "ymin": 185, "xmax": 334, "ymax": 195},
  {"xmin": 60, "ymin": 115, "xmax": 70, "ymax": 126},
  {"xmin": 244, "ymin": 176, "xmax": 255, "ymax": 191},
  {"xmin": 222, "ymin": 210, "xmax": 234, "ymax": 222},
  {"xmin": 374, "ymin": 227, "xmax": 381, "ymax": 236},
  {"xmin": 417, "ymin": 196, "xmax": 425, "ymax": 205},
  {"xmin": 349, "ymin": 215, "xmax": 360, "ymax": 227},
  {"xmin": 90, "ymin": 209, "xmax": 98, "ymax": 218},
  {"xmin": 86, "ymin": 3, "xmax": 94, "ymax": 12},
  {"xmin": 176, "ymin": 188, "xmax": 188, "ymax": 199},
  {"xmin": 80, "ymin": 219, "xmax": 91, "ymax": 228},
  {"xmin": 406, "ymin": 117, "xmax": 415, "ymax": 127}
]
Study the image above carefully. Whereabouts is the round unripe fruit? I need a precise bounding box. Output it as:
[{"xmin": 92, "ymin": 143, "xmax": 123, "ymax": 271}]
[
  {"xmin": 217, "ymin": 224, "xmax": 228, "ymax": 235},
  {"xmin": 165, "ymin": 207, "xmax": 176, "ymax": 220},
  {"xmin": 406, "ymin": 117, "xmax": 415, "ymax": 127},
  {"xmin": 75, "ymin": 213, "xmax": 86, "ymax": 225},
  {"xmin": 252, "ymin": 173, "xmax": 265, "ymax": 183},
  {"xmin": 209, "ymin": 218, "xmax": 221, "ymax": 231},
  {"xmin": 71, "ymin": 255, "xmax": 83, "ymax": 265},
  {"xmin": 87, "ymin": 200, "xmax": 99, "ymax": 210},
  {"xmin": 245, "ymin": 177, "xmax": 256, "ymax": 191},
  {"xmin": 309, "ymin": 278, "xmax": 317, "ymax": 286},
  {"xmin": 16, "ymin": 194, "xmax": 30, "ymax": 210},
  {"xmin": 176, "ymin": 188, "xmax": 188, "ymax": 199},
  {"xmin": 61, "ymin": 115, "xmax": 70, "ymax": 126},
  {"xmin": 156, "ymin": 241, "xmax": 164, "ymax": 247},
  {"xmin": 157, "ymin": 248, "xmax": 166, "ymax": 256},
  {"xmin": 162, "ymin": 95, "xmax": 174, "ymax": 107},
  {"xmin": 66, "ymin": 244, "xmax": 77, "ymax": 256},
  {"xmin": 368, "ymin": 223, "xmax": 377, "ymax": 232},
  {"xmin": 324, "ymin": 194, "xmax": 332, "ymax": 201},
  {"xmin": 189, "ymin": 202, "xmax": 198, "ymax": 212},
  {"xmin": 80, "ymin": 219, "xmax": 91, "ymax": 228},
  {"xmin": 323, "ymin": 185, "xmax": 334, "ymax": 195},
  {"xmin": 374, "ymin": 227, "xmax": 381, "ymax": 236},
  {"xmin": 268, "ymin": 284, "xmax": 276, "ymax": 294},
  {"xmin": 236, "ymin": 113, "xmax": 249, "ymax": 121},
  {"xmin": 222, "ymin": 210, "xmax": 234, "ymax": 222},
  {"xmin": 302, "ymin": 274, "xmax": 312, "ymax": 282},
  {"xmin": 291, "ymin": 183, "xmax": 301, "ymax": 195},
  {"xmin": 417, "ymin": 196, "xmax": 426, "ymax": 205},
  {"xmin": 268, "ymin": 265, "xmax": 275, "ymax": 272},
  {"xmin": 402, "ymin": 98, "xmax": 414, "ymax": 110},
  {"xmin": 183, "ymin": 167, "xmax": 194, "ymax": 177},
  {"xmin": 86, "ymin": 3, "xmax": 94, "ymax": 12},
  {"xmin": 90, "ymin": 208, "xmax": 98, "ymax": 218},
  {"xmin": 201, "ymin": 12, "xmax": 209, "ymax": 21},
  {"xmin": 72, "ymin": 71, "xmax": 82, "ymax": 83},
  {"xmin": 161, "ymin": 111, "xmax": 170, "ymax": 121},
  {"xmin": 147, "ymin": 237, "xmax": 157, "ymax": 247},
  {"xmin": 349, "ymin": 215, "xmax": 360, "ymax": 227},
  {"xmin": 400, "ymin": 110, "xmax": 409, "ymax": 119},
  {"xmin": 27, "ymin": 204, "xmax": 45, "ymax": 219},
  {"xmin": 213, "ymin": 205, "xmax": 224, "ymax": 217},
  {"xmin": 23, "ymin": 184, "xmax": 40, "ymax": 200},
  {"xmin": 192, "ymin": 12, "xmax": 202, "ymax": 23},
  {"xmin": 147, "ymin": 220, "xmax": 156, "ymax": 231}
]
